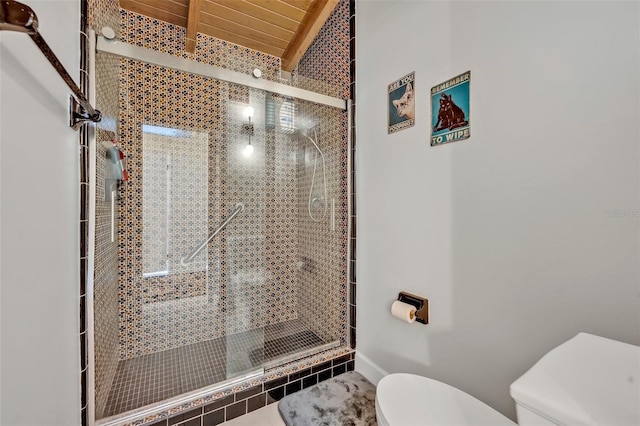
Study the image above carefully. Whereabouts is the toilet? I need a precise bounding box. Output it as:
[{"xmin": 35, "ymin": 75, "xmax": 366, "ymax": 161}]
[
  {"xmin": 375, "ymin": 333, "xmax": 639, "ymax": 425},
  {"xmin": 376, "ymin": 373, "xmax": 515, "ymax": 426}
]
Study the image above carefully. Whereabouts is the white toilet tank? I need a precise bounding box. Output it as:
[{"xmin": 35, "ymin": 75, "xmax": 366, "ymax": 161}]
[{"xmin": 510, "ymin": 333, "xmax": 639, "ymax": 425}]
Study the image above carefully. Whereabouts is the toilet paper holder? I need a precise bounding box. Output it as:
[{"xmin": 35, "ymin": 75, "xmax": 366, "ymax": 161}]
[{"xmin": 398, "ymin": 292, "xmax": 429, "ymax": 324}]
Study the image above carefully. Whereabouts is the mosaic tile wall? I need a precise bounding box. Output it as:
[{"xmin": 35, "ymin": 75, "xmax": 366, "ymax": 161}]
[
  {"xmin": 88, "ymin": 0, "xmax": 120, "ymax": 40},
  {"xmin": 118, "ymin": 60, "xmax": 224, "ymax": 358},
  {"xmin": 120, "ymin": 11, "xmax": 280, "ymax": 82},
  {"xmin": 115, "ymin": 8, "xmax": 347, "ymax": 359},
  {"xmin": 291, "ymin": 0, "xmax": 351, "ymax": 100},
  {"xmin": 88, "ymin": 1, "xmax": 125, "ymax": 422},
  {"xmin": 115, "ymin": 66, "xmax": 309, "ymax": 359},
  {"xmin": 93, "ymin": 132, "xmax": 121, "ymax": 420},
  {"xmin": 222, "ymin": 89, "xmax": 300, "ymax": 337},
  {"xmin": 94, "ymin": 53, "xmax": 119, "ymax": 135},
  {"xmin": 294, "ymin": 100, "xmax": 347, "ymax": 345},
  {"xmin": 293, "ymin": 0, "xmax": 351, "ymax": 346}
]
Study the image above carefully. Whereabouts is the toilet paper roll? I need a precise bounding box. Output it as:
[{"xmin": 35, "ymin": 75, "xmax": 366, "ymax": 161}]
[{"xmin": 391, "ymin": 300, "xmax": 416, "ymax": 323}]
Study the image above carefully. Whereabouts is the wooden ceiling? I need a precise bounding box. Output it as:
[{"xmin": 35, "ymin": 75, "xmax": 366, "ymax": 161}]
[{"xmin": 119, "ymin": 0, "xmax": 339, "ymax": 71}]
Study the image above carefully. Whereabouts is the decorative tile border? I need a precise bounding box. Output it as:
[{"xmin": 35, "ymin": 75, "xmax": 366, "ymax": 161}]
[
  {"xmin": 80, "ymin": 8, "xmax": 90, "ymax": 425},
  {"xmin": 349, "ymin": 0, "xmax": 357, "ymax": 349}
]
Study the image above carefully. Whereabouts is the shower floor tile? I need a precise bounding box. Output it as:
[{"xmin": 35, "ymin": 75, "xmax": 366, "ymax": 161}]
[{"xmin": 102, "ymin": 320, "xmax": 326, "ymax": 418}]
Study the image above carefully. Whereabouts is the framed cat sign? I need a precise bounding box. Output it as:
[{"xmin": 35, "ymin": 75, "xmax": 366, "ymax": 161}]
[
  {"xmin": 388, "ymin": 72, "xmax": 415, "ymax": 134},
  {"xmin": 431, "ymin": 71, "xmax": 471, "ymax": 146}
]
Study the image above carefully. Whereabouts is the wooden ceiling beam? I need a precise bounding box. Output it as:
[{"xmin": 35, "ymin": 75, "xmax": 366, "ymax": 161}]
[
  {"xmin": 185, "ymin": 0, "xmax": 201, "ymax": 53},
  {"xmin": 281, "ymin": 0, "xmax": 338, "ymax": 72}
]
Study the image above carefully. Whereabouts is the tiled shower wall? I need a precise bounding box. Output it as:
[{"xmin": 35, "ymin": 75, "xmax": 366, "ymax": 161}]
[
  {"xmin": 116, "ymin": 60, "xmax": 304, "ymax": 357},
  {"xmin": 293, "ymin": 100, "xmax": 347, "ymax": 345},
  {"xmin": 89, "ymin": 0, "xmax": 122, "ymax": 419},
  {"xmin": 222, "ymin": 89, "xmax": 301, "ymax": 338},
  {"xmin": 93, "ymin": 132, "xmax": 120, "ymax": 420},
  {"xmin": 294, "ymin": 0, "xmax": 351, "ymax": 345},
  {"xmin": 88, "ymin": 0, "xmax": 352, "ymax": 422},
  {"xmin": 295, "ymin": 0, "xmax": 351, "ymax": 100},
  {"xmin": 115, "ymin": 7, "xmax": 348, "ymax": 359}
]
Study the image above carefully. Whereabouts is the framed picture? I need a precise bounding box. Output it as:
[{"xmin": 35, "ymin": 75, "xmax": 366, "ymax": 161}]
[
  {"xmin": 431, "ymin": 71, "xmax": 470, "ymax": 146},
  {"xmin": 388, "ymin": 72, "xmax": 415, "ymax": 134}
]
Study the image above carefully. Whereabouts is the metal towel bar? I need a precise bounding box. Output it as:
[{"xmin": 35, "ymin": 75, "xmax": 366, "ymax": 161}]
[
  {"xmin": 0, "ymin": 0, "xmax": 102, "ymax": 129},
  {"xmin": 180, "ymin": 203, "xmax": 245, "ymax": 267}
]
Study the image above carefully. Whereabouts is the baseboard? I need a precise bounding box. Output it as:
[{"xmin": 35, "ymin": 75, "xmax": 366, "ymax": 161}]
[{"xmin": 354, "ymin": 351, "xmax": 388, "ymax": 385}]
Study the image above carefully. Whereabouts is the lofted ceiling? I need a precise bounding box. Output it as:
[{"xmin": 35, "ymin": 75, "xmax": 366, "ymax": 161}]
[{"xmin": 119, "ymin": 0, "xmax": 339, "ymax": 72}]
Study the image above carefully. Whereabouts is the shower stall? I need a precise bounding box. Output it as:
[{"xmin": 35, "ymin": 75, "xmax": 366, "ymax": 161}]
[{"xmin": 89, "ymin": 20, "xmax": 351, "ymax": 422}]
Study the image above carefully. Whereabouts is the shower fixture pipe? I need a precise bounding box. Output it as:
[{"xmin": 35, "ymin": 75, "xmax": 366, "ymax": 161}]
[
  {"xmin": 0, "ymin": 0, "xmax": 102, "ymax": 129},
  {"xmin": 180, "ymin": 203, "xmax": 245, "ymax": 266}
]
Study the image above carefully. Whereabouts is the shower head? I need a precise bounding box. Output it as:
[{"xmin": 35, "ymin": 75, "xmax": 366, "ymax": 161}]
[
  {"xmin": 289, "ymin": 120, "xmax": 321, "ymax": 141},
  {"xmin": 295, "ymin": 117, "xmax": 319, "ymax": 133},
  {"xmin": 291, "ymin": 127, "xmax": 310, "ymax": 140},
  {"xmin": 271, "ymin": 96, "xmax": 319, "ymax": 137}
]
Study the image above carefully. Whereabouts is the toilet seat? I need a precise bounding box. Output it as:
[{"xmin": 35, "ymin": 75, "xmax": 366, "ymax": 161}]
[{"xmin": 375, "ymin": 373, "xmax": 515, "ymax": 426}]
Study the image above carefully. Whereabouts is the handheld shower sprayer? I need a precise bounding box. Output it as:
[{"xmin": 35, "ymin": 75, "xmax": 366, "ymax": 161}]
[
  {"xmin": 303, "ymin": 128, "xmax": 328, "ymax": 223},
  {"xmin": 271, "ymin": 95, "xmax": 327, "ymax": 222}
]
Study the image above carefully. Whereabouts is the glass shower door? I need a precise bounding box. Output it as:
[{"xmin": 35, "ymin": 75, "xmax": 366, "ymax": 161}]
[{"xmin": 222, "ymin": 87, "xmax": 267, "ymax": 379}]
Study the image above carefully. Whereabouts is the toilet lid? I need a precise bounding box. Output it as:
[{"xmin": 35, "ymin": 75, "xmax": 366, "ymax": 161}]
[{"xmin": 376, "ymin": 374, "xmax": 516, "ymax": 426}]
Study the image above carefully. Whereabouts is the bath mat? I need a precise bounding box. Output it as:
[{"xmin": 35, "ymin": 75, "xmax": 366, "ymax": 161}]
[{"xmin": 278, "ymin": 371, "xmax": 377, "ymax": 426}]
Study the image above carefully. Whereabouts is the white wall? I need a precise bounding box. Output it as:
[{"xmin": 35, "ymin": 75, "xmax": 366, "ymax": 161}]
[
  {"xmin": 1, "ymin": 1, "xmax": 81, "ymax": 425},
  {"xmin": 356, "ymin": 0, "xmax": 639, "ymax": 420}
]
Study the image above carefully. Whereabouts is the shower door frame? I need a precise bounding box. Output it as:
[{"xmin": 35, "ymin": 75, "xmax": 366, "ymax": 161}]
[
  {"xmin": 96, "ymin": 36, "xmax": 347, "ymax": 111},
  {"xmin": 87, "ymin": 30, "xmax": 352, "ymax": 426}
]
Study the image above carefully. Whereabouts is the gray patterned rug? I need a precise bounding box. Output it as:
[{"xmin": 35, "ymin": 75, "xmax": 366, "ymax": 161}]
[{"xmin": 278, "ymin": 371, "xmax": 377, "ymax": 426}]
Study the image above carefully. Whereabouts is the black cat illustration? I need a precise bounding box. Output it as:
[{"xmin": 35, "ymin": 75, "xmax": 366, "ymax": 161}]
[
  {"xmin": 433, "ymin": 93, "xmax": 468, "ymax": 132},
  {"xmin": 433, "ymin": 96, "xmax": 450, "ymax": 131}
]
